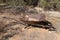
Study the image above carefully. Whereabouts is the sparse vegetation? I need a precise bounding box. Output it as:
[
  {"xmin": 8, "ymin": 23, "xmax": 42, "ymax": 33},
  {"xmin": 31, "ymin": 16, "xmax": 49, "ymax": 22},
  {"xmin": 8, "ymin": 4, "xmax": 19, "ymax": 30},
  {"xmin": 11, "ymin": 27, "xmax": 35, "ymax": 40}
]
[{"xmin": 0, "ymin": 0, "xmax": 60, "ymax": 11}]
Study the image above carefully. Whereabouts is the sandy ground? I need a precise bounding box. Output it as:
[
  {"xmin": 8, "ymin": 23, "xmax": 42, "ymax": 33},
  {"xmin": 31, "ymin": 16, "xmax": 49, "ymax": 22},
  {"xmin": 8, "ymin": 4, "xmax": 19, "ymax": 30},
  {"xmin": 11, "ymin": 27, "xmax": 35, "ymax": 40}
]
[{"xmin": 0, "ymin": 10, "xmax": 60, "ymax": 40}]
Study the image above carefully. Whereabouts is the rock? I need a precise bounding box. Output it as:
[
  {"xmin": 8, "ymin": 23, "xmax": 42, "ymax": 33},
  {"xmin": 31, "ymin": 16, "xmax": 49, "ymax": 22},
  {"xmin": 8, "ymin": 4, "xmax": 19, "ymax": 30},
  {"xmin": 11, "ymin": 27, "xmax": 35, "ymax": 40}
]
[{"xmin": 9, "ymin": 28, "xmax": 58, "ymax": 40}]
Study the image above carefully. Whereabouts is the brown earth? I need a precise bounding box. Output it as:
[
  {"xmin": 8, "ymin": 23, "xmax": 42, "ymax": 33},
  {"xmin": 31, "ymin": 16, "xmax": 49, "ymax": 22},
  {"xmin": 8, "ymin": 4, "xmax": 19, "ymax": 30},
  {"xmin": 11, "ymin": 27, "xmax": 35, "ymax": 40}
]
[{"xmin": 0, "ymin": 8, "xmax": 60, "ymax": 40}]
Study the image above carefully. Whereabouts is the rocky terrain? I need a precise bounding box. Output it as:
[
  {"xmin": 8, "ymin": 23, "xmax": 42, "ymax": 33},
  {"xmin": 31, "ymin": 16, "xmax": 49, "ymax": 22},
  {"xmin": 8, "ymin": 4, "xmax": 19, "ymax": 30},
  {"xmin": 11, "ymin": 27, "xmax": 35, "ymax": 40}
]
[{"xmin": 0, "ymin": 7, "xmax": 60, "ymax": 40}]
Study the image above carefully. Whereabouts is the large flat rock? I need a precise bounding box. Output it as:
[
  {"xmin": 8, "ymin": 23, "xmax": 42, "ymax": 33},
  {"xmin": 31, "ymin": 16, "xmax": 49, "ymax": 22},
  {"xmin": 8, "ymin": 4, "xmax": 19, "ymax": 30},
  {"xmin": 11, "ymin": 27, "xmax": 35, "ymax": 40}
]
[{"xmin": 9, "ymin": 28, "xmax": 59, "ymax": 40}]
